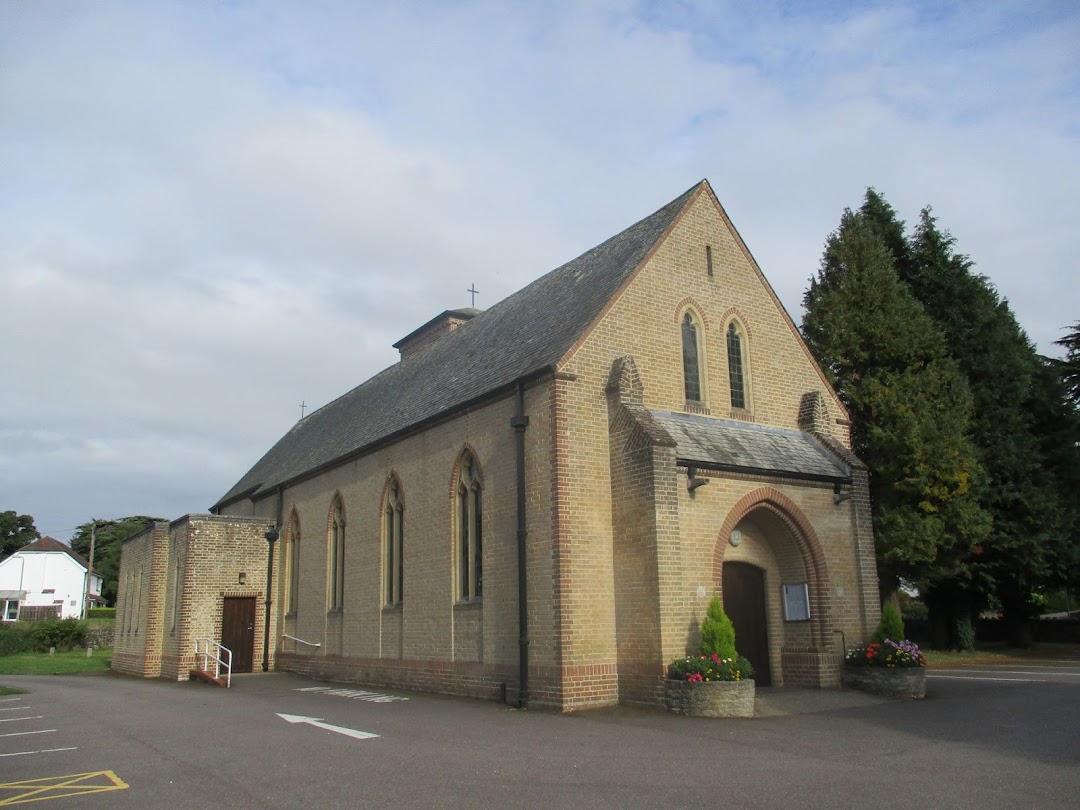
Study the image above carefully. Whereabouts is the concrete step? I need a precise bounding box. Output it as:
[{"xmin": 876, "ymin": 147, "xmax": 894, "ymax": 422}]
[{"xmin": 189, "ymin": 669, "xmax": 228, "ymax": 688}]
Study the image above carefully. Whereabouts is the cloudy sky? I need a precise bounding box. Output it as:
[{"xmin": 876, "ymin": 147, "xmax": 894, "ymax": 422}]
[{"xmin": 2, "ymin": 1, "xmax": 1076, "ymax": 543}]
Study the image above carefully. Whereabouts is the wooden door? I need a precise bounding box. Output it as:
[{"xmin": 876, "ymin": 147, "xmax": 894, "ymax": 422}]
[
  {"xmin": 221, "ymin": 597, "xmax": 256, "ymax": 674},
  {"xmin": 722, "ymin": 562, "xmax": 772, "ymax": 686}
]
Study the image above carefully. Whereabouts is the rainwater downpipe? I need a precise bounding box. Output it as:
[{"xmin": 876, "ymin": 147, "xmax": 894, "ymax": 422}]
[
  {"xmin": 512, "ymin": 381, "xmax": 530, "ymax": 708},
  {"xmin": 262, "ymin": 485, "xmax": 284, "ymax": 673}
]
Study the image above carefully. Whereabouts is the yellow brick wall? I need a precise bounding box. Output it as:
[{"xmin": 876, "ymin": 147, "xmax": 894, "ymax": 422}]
[
  {"xmin": 221, "ymin": 382, "xmax": 556, "ymax": 704},
  {"xmin": 557, "ymin": 188, "xmax": 874, "ymax": 700}
]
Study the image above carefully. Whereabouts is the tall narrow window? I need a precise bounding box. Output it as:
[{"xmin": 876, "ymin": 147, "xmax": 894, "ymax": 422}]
[
  {"xmin": 286, "ymin": 513, "xmax": 300, "ymax": 615},
  {"xmin": 385, "ymin": 478, "xmax": 404, "ymax": 605},
  {"xmin": 727, "ymin": 322, "xmax": 747, "ymax": 410},
  {"xmin": 171, "ymin": 557, "xmax": 183, "ymax": 632},
  {"xmin": 457, "ymin": 454, "xmax": 483, "ymax": 601},
  {"xmin": 682, "ymin": 312, "xmax": 702, "ymax": 402},
  {"xmin": 328, "ymin": 499, "xmax": 345, "ymax": 610}
]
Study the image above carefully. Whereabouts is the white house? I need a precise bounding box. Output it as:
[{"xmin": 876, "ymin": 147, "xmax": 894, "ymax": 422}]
[{"xmin": 0, "ymin": 536, "xmax": 105, "ymax": 621}]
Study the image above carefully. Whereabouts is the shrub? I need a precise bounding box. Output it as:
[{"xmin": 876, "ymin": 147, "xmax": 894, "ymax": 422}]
[
  {"xmin": 872, "ymin": 602, "xmax": 905, "ymax": 644},
  {"xmin": 845, "ymin": 639, "xmax": 926, "ymax": 668},
  {"xmin": 30, "ymin": 619, "xmax": 88, "ymax": 652},
  {"xmin": 699, "ymin": 596, "xmax": 737, "ymax": 659},
  {"xmin": 954, "ymin": 617, "xmax": 976, "ymax": 652},
  {"xmin": 668, "ymin": 653, "xmax": 755, "ymax": 682},
  {"xmin": 0, "ymin": 623, "xmax": 38, "ymax": 657},
  {"xmin": 87, "ymin": 608, "xmax": 115, "ymax": 620},
  {"xmin": 900, "ymin": 599, "xmax": 928, "ymax": 621}
]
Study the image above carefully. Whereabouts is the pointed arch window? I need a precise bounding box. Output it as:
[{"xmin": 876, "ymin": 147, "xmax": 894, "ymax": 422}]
[
  {"xmin": 727, "ymin": 321, "xmax": 747, "ymax": 410},
  {"xmin": 385, "ymin": 478, "xmax": 404, "ymax": 606},
  {"xmin": 286, "ymin": 512, "xmax": 300, "ymax": 615},
  {"xmin": 328, "ymin": 499, "xmax": 345, "ymax": 611},
  {"xmin": 457, "ymin": 454, "xmax": 483, "ymax": 601},
  {"xmin": 682, "ymin": 311, "xmax": 703, "ymax": 403}
]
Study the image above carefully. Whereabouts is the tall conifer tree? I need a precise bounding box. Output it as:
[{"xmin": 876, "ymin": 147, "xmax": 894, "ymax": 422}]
[
  {"xmin": 858, "ymin": 196, "xmax": 1079, "ymax": 645},
  {"xmin": 802, "ymin": 211, "xmax": 989, "ymax": 598}
]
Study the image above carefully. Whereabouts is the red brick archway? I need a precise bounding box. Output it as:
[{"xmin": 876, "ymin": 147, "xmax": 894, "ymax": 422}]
[{"xmin": 713, "ymin": 487, "xmax": 832, "ymax": 647}]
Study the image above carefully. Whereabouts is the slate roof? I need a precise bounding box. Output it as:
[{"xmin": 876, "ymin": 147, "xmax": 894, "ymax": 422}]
[
  {"xmin": 13, "ymin": 535, "xmax": 95, "ymax": 571},
  {"xmin": 649, "ymin": 410, "xmax": 851, "ymax": 483},
  {"xmin": 214, "ymin": 182, "xmax": 704, "ymax": 509}
]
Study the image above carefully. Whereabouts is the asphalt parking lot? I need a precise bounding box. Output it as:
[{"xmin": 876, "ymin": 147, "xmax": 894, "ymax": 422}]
[{"xmin": 0, "ymin": 662, "xmax": 1077, "ymax": 808}]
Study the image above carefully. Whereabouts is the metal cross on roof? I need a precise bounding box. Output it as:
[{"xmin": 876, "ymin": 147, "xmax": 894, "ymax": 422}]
[
  {"xmin": 299, "ymin": 401, "xmax": 307, "ymax": 419},
  {"xmin": 467, "ymin": 284, "xmax": 479, "ymax": 307}
]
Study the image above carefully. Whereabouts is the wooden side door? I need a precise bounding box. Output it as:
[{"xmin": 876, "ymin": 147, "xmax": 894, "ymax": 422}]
[
  {"xmin": 722, "ymin": 562, "xmax": 772, "ymax": 686},
  {"xmin": 221, "ymin": 597, "xmax": 256, "ymax": 673}
]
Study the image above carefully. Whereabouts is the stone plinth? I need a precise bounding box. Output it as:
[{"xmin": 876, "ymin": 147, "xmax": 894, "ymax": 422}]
[
  {"xmin": 663, "ymin": 679, "xmax": 755, "ymax": 718},
  {"xmin": 841, "ymin": 666, "xmax": 926, "ymax": 699}
]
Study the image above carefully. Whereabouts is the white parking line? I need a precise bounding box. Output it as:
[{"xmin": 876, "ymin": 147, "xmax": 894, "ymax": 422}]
[
  {"xmin": 0, "ymin": 747, "xmax": 77, "ymax": 758},
  {"xmin": 0, "ymin": 729, "xmax": 56, "ymax": 738},
  {"xmin": 932, "ymin": 669, "xmax": 1080, "ymax": 677},
  {"xmin": 928, "ymin": 675, "xmax": 1039, "ymax": 682},
  {"xmin": 0, "ymin": 716, "xmax": 43, "ymax": 723},
  {"xmin": 0, "ymin": 706, "xmax": 32, "ymax": 712},
  {"xmin": 0, "ymin": 698, "xmax": 23, "ymax": 702}
]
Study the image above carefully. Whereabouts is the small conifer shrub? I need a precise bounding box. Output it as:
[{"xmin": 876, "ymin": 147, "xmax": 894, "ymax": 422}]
[
  {"xmin": 699, "ymin": 595, "xmax": 737, "ymax": 659},
  {"xmin": 872, "ymin": 601, "xmax": 905, "ymax": 643}
]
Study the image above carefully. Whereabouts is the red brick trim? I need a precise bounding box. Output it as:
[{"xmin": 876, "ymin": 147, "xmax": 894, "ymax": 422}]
[
  {"xmin": 556, "ymin": 183, "xmax": 707, "ymax": 369},
  {"xmin": 714, "ymin": 486, "xmax": 832, "ymax": 646},
  {"xmin": 448, "ymin": 444, "xmax": 485, "ymax": 499},
  {"xmin": 326, "ymin": 492, "xmax": 347, "ymax": 528},
  {"xmin": 381, "ymin": 470, "xmax": 405, "ymax": 510},
  {"xmin": 717, "ymin": 306, "xmax": 754, "ymax": 339},
  {"xmin": 699, "ymin": 183, "xmax": 850, "ymax": 425},
  {"xmin": 673, "ymin": 296, "xmax": 712, "ymax": 330}
]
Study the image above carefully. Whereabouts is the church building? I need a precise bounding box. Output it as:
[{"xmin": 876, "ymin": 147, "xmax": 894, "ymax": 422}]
[{"xmin": 113, "ymin": 180, "xmax": 880, "ymax": 709}]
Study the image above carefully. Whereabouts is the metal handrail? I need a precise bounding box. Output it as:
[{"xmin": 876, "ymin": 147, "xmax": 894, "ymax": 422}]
[
  {"xmin": 194, "ymin": 639, "xmax": 233, "ymax": 688},
  {"xmin": 282, "ymin": 633, "xmax": 321, "ymax": 652}
]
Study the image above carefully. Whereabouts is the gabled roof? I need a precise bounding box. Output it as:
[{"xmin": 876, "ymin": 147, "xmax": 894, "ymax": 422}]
[
  {"xmin": 12, "ymin": 536, "xmax": 92, "ymax": 570},
  {"xmin": 649, "ymin": 411, "xmax": 851, "ymax": 483},
  {"xmin": 214, "ymin": 181, "xmax": 705, "ymax": 510}
]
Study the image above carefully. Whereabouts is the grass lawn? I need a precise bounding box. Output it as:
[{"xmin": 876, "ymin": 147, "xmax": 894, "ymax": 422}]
[
  {"xmin": 925, "ymin": 641, "xmax": 1080, "ymax": 668},
  {"xmin": 0, "ymin": 648, "xmax": 112, "ymax": 676}
]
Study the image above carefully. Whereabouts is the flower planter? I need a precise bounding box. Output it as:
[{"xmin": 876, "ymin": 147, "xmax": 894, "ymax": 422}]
[
  {"xmin": 664, "ymin": 678, "xmax": 755, "ymax": 718},
  {"xmin": 841, "ymin": 666, "xmax": 926, "ymax": 699}
]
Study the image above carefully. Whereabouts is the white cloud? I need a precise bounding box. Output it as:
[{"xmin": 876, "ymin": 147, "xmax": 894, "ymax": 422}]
[{"xmin": 0, "ymin": 0, "xmax": 1076, "ymax": 541}]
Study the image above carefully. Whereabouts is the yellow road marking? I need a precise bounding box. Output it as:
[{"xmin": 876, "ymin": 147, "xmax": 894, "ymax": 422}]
[{"xmin": 0, "ymin": 771, "xmax": 129, "ymax": 806}]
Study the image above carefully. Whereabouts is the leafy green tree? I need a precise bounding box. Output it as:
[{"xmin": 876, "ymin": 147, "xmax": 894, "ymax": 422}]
[
  {"xmin": 699, "ymin": 596, "xmax": 737, "ymax": 659},
  {"xmin": 70, "ymin": 516, "xmax": 160, "ymax": 605},
  {"xmin": 802, "ymin": 209, "xmax": 990, "ymax": 599},
  {"xmin": 0, "ymin": 511, "xmax": 39, "ymax": 559}
]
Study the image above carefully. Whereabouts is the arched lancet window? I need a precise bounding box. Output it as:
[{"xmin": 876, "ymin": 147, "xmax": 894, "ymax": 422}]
[
  {"xmin": 170, "ymin": 555, "xmax": 183, "ymax": 632},
  {"xmin": 727, "ymin": 321, "xmax": 747, "ymax": 410},
  {"xmin": 385, "ymin": 478, "xmax": 404, "ymax": 606},
  {"xmin": 286, "ymin": 512, "xmax": 300, "ymax": 615},
  {"xmin": 457, "ymin": 454, "xmax": 483, "ymax": 601},
  {"xmin": 328, "ymin": 498, "xmax": 345, "ymax": 610},
  {"xmin": 682, "ymin": 311, "xmax": 703, "ymax": 403}
]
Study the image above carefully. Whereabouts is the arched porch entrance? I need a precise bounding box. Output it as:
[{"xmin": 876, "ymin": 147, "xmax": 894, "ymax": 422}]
[{"xmin": 714, "ymin": 487, "xmax": 839, "ymax": 688}]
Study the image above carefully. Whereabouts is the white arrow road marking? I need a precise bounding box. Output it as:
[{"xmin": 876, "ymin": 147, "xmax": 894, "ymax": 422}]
[{"xmin": 276, "ymin": 713, "xmax": 379, "ymax": 740}]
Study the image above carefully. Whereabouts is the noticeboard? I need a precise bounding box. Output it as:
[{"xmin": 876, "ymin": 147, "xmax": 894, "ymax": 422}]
[{"xmin": 782, "ymin": 583, "xmax": 811, "ymax": 622}]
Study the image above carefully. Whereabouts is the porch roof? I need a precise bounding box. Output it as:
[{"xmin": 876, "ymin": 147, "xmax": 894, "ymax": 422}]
[{"xmin": 649, "ymin": 410, "xmax": 851, "ymax": 483}]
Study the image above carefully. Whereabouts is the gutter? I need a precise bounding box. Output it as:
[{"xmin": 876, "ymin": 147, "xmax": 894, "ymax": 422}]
[{"xmin": 211, "ymin": 368, "xmax": 555, "ymax": 514}]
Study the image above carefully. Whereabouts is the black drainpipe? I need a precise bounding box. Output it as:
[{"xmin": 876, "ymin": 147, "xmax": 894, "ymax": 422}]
[
  {"xmin": 261, "ymin": 486, "xmax": 284, "ymax": 673},
  {"xmin": 512, "ymin": 381, "xmax": 530, "ymax": 708}
]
